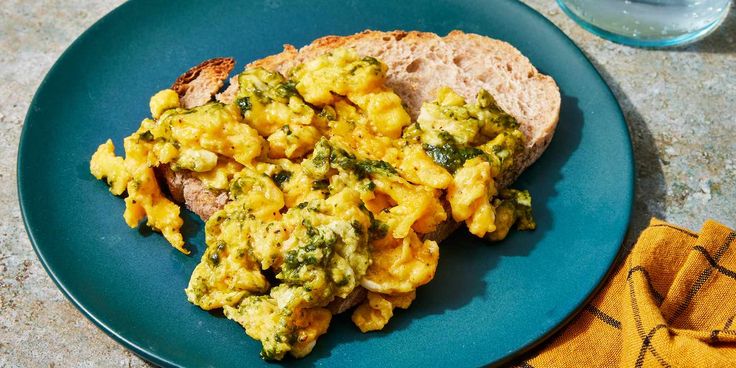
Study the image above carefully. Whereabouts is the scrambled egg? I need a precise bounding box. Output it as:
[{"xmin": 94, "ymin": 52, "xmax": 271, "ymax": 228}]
[
  {"xmin": 90, "ymin": 47, "xmax": 535, "ymax": 360},
  {"xmin": 352, "ymin": 290, "xmax": 416, "ymax": 332}
]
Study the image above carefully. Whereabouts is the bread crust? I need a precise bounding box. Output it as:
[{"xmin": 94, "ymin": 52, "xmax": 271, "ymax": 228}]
[
  {"xmin": 326, "ymin": 287, "xmax": 368, "ymax": 314},
  {"xmin": 157, "ymin": 58, "xmax": 235, "ymax": 219},
  {"xmin": 158, "ymin": 30, "xmax": 561, "ymax": 314},
  {"xmin": 158, "ymin": 165, "xmax": 228, "ymax": 220},
  {"xmin": 172, "ymin": 57, "xmax": 235, "ymax": 109}
]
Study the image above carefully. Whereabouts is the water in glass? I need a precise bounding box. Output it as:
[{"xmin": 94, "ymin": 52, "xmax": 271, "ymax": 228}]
[{"xmin": 558, "ymin": 0, "xmax": 731, "ymax": 46}]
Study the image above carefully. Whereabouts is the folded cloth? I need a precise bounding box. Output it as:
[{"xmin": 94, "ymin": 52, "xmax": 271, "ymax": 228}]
[{"xmin": 517, "ymin": 219, "xmax": 736, "ymax": 368}]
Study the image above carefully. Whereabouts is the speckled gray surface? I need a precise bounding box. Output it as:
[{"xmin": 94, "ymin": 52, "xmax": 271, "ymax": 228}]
[{"xmin": 1, "ymin": 0, "xmax": 733, "ymax": 366}]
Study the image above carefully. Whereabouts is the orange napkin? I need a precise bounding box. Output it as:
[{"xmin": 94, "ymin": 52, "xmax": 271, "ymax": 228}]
[{"xmin": 517, "ymin": 218, "xmax": 736, "ymax": 367}]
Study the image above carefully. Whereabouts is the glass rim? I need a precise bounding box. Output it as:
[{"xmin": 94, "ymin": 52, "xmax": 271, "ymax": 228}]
[{"xmin": 556, "ymin": 0, "xmax": 732, "ymax": 48}]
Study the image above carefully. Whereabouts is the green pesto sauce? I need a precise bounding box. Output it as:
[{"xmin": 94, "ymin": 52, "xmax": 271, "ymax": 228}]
[
  {"xmin": 317, "ymin": 106, "xmax": 336, "ymax": 121},
  {"xmin": 271, "ymin": 170, "xmax": 292, "ymax": 187},
  {"xmin": 495, "ymin": 188, "xmax": 536, "ymax": 231},
  {"xmin": 274, "ymin": 80, "xmax": 298, "ymax": 100},
  {"xmin": 418, "ymin": 89, "xmax": 525, "ymax": 176},
  {"xmin": 311, "ymin": 179, "xmax": 329, "ymax": 190},
  {"xmin": 236, "ymin": 96, "xmax": 251, "ymax": 113},
  {"xmin": 138, "ymin": 130, "xmax": 154, "ymax": 142},
  {"xmin": 422, "ymin": 131, "xmax": 485, "ymax": 173},
  {"xmin": 208, "ymin": 241, "xmax": 226, "ymax": 266},
  {"xmin": 346, "ymin": 56, "xmax": 383, "ymax": 76},
  {"xmin": 423, "ymin": 141, "xmax": 486, "ymax": 173},
  {"xmin": 238, "ymin": 68, "xmax": 297, "ymax": 105},
  {"xmin": 279, "ymin": 222, "xmax": 337, "ymax": 283},
  {"xmin": 368, "ymin": 216, "xmax": 389, "ymax": 241},
  {"xmin": 329, "ymin": 147, "xmax": 397, "ymax": 179}
]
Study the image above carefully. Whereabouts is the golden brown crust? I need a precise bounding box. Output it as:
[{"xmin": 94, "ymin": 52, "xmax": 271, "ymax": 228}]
[
  {"xmin": 158, "ymin": 165, "xmax": 185, "ymax": 203},
  {"xmin": 171, "ymin": 57, "xmax": 235, "ymax": 109},
  {"xmin": 158, "ymin": 165, "xmax": 228, "ymax": 220},
  {"xmin": 248, "ymin": 30, "xmax": 432, "ymax": 74}
]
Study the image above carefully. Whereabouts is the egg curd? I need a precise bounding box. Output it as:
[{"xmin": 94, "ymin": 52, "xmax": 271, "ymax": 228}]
[{"xmin": 90, "ymin": 48, "xmax": 535, "ymax": 360}]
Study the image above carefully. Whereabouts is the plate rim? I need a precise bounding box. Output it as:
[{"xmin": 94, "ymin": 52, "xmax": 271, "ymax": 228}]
[{"xmin": 17, "ymin": 1, "xmax": 634, "ymax": 366}]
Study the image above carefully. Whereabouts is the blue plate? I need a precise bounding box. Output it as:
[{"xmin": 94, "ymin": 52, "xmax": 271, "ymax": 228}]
[{"xmin": 18, "ymin": 0, "xmax": 633, "ymax": 366}]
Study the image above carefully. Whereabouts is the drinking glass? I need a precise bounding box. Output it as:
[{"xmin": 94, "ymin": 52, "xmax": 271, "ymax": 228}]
[{"xmin": 557, "ymin": 0, "xmax": 732, "ymax": 47}]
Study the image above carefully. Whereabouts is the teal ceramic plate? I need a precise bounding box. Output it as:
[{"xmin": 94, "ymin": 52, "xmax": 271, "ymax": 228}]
[{"xmin": 18, "ymin": 0, "xmax": 633, "ymax": 367}]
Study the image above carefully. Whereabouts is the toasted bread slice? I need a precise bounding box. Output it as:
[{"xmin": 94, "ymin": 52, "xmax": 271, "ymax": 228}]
[
  {"xmin": 159, "ymin": 30, "xmax": 560, "ymax": 313},
  {"xmin": 227, "ymin": 30, "xmax": 559, "ymax": 188},
  {"xmin": 165, "ymin": 30, "xmax": 559, "ymax": 223}
]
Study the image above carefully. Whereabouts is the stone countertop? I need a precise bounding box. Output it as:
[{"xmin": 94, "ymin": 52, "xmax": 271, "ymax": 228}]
[{"xmin": 1, "ymin": 0, "xmax": 733, "ymax": 366}]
